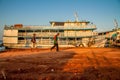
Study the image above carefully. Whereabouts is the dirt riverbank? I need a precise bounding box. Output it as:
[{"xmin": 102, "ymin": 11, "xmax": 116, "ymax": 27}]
[{"xmin": 0, "ymin": 48, "xmax": 120, "ymax": 80}]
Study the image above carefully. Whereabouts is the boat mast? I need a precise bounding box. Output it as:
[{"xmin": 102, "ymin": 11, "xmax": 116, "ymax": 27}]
[
  {"xmin": 114, "ymin": 19, "xmax": 118, "ymax": 31},
  {"xmin": 74, "ymin": 12, "xmax": 79, "ymax": 22}
]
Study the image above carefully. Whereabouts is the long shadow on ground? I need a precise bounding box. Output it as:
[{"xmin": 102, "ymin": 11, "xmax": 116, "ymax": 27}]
[{"xmin": 0, "ymin": 50, "xmax": 76, "ymax": 80}]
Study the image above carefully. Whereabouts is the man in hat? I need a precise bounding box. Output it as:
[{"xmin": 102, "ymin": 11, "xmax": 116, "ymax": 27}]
[
  {"xmin": 31, "ymin": 33, "xmax": 36, "ymax": 48},
  {"xmin": 111, "ymin": 32, "xmax": 119, "ymax": 42},
  {"xmin": 111, "ymin": 32, "xmax": 119, "ymax": 45}
]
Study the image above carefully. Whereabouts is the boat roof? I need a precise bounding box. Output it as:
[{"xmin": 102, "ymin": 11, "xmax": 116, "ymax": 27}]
[{"xmin": 49, "ymin": 21, "xmax": 90, "ymax": 24}]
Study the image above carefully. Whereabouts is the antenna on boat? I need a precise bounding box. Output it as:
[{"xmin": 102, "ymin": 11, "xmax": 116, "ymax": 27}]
[
  {"xmin": 74, "ymin": 12, "xmax": 79, "ymax": 22},
  {"xmin": 114, "ymin": 19, "xmax": 118, "ymax": 30}
]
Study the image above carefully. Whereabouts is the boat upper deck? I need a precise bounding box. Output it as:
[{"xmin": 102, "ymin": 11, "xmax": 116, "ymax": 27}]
[{"xmin": 4, "ymin": 25, "xmax": 96, "ymax": 30}]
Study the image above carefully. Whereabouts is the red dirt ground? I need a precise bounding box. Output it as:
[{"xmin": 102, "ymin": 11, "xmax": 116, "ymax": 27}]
[{"xmin": 0, "ymin": 48, "xmax": 120, "ymax": 80}]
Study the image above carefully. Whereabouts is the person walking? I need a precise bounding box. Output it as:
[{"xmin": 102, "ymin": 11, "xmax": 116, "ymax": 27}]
[
  {"xmin": 31, "ymin": 33, "xmax": 36, "ymax": 48},
  {"xmin": 51, "ymin": 33, "xmax": 59, "ymax": 52}
]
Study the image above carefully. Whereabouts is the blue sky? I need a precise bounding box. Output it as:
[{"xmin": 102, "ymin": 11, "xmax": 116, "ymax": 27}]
[{"xmin": 0, "ymin": 0, "xmax": 120, "ymax": 40}]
